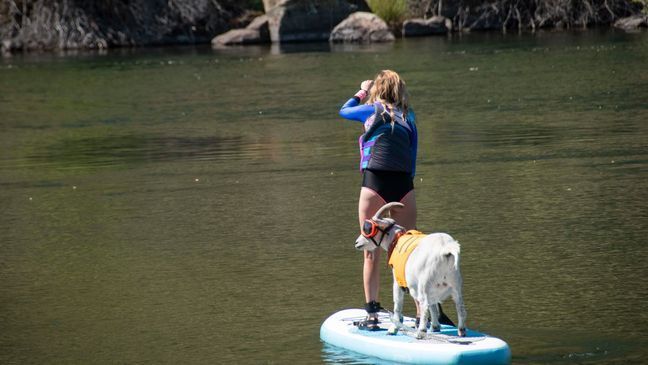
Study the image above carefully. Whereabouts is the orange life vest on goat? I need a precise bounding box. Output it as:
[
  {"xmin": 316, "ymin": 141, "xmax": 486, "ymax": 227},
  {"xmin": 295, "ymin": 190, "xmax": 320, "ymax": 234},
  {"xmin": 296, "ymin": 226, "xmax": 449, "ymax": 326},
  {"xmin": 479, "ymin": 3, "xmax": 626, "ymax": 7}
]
[{"xmin": 388, "ymin": 230, "xmax": 425, "ymax": 288}]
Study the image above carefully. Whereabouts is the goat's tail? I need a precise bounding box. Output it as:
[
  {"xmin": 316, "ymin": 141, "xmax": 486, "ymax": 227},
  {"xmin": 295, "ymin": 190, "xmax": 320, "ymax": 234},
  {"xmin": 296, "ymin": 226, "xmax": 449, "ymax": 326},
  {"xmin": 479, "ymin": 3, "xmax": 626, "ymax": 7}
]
[{"xmin": 443, "ymin": 235, "xmax": 461, "ymax": 270}]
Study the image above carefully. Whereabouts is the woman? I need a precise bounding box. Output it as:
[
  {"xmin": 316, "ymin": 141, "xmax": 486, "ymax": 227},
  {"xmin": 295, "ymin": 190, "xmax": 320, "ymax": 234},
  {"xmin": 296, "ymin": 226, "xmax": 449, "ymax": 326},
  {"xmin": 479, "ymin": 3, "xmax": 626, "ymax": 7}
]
[{"xmin": 339, "ymin": 70, "xmax": 418, "ymax": 330}]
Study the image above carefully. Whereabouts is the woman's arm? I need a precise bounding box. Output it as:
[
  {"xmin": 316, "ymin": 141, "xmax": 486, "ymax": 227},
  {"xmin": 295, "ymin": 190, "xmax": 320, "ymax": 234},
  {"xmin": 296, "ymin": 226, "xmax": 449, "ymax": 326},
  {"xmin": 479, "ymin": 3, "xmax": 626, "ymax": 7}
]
[
  {"xmin": 339, "ymin": 96, "xmax": 374, "ymax": 122},
  {"xmin": 339, "ymin": 80, "xmax": 375, "ymax": 123}
]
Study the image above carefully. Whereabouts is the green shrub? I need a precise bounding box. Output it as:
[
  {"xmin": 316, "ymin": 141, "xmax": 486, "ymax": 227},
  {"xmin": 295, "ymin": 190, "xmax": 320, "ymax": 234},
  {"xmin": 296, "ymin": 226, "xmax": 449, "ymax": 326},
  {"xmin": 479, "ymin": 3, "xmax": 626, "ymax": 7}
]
[{"xmin": 367, "ymin": 0, "xmax": 408, "ymax": 24}]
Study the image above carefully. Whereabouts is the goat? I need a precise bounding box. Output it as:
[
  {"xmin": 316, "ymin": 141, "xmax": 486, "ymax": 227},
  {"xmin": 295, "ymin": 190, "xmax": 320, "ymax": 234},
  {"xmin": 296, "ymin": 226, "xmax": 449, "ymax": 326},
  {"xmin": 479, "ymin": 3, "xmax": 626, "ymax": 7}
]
[{"xmin": 354, "ymin": 202, "xmax": 467, "ymax": 338}]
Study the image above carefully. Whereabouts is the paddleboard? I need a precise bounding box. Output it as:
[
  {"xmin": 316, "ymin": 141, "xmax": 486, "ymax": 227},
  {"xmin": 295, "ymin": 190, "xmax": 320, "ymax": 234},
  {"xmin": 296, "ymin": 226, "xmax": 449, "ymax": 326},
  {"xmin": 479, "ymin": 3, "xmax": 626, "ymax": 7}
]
[{"xmin": 320, "ymin": 308, "xmax": 510, "ymax": 364}]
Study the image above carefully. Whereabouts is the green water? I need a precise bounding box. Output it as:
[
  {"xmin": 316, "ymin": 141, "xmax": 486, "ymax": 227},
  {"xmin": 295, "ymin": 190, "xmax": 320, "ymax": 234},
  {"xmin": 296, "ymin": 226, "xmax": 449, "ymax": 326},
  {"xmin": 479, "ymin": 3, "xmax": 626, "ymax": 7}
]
[{"xmin": 1, "ymin": 29, "xmax": 647, "ymax": 364}]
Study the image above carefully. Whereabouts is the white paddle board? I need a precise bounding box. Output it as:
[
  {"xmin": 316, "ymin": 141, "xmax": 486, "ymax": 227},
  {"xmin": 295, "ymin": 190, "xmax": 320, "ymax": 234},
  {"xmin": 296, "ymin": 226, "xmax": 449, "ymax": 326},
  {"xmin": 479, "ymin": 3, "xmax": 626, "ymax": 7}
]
[{"xmin": 320, "ymin": 308, "xmax": 510, "ymax": 364}]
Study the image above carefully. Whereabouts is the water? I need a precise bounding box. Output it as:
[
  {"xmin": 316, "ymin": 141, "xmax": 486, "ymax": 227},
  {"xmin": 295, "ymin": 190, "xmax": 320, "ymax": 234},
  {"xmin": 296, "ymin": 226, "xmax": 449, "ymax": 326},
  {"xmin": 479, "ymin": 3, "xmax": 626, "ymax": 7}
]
[{"xmin": 1, "ymin": 29, "xmax": 647, "ymax": 364}]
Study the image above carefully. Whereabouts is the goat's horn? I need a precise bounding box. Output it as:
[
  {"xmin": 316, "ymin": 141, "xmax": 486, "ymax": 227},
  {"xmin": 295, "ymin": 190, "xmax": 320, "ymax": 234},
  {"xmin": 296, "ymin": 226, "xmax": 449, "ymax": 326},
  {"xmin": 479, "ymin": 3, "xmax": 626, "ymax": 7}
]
[{"xmin": 372, "ymin": 202, "xmax": 405, "ymax": 220}]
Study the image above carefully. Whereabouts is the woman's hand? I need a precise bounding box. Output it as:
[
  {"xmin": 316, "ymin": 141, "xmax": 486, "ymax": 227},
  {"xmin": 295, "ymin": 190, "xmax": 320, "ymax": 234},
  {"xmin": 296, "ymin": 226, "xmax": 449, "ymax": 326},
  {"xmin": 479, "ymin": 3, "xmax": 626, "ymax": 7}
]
[{"xmin": 360, "ymin": 80, "xmax": 374, "ymax": 92}]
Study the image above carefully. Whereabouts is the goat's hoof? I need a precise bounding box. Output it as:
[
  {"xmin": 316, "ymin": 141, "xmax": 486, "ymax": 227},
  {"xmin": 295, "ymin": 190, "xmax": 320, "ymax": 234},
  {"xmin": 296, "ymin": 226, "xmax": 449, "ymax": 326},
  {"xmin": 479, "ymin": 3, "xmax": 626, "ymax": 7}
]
[
  {"xmin": 432, "ymin": 325, "xmax": 441, "ymax": 333},
  {"xmin": 387, "ymin": 325, "xmax": 398, "ymax": 335},
  {"xmin": 458, "ymin": 328, "xmax": 466, "ymax": 337},
  {"xmin": 416, "ymin": 329, "xmax": 426, "ymax": 339}
]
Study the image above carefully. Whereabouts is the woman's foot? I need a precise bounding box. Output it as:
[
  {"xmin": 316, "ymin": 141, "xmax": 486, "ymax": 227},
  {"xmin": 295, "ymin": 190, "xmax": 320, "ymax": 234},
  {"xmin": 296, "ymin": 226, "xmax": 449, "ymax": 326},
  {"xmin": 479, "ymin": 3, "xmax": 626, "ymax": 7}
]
[
  {"xmin": 356, "ymin": 315, "xmax": 380, "ymax": 331},
  {"xmin": 355, "ymin": 301, "xmax": 382, "ymax": 331}
]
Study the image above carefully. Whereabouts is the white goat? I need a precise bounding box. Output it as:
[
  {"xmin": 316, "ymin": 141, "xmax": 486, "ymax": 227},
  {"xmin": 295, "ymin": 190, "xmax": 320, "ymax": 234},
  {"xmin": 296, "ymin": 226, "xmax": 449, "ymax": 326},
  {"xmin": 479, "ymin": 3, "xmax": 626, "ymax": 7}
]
[{"xmin": 355, "ymin": 202, "xmax": 467, "ymax": 338}]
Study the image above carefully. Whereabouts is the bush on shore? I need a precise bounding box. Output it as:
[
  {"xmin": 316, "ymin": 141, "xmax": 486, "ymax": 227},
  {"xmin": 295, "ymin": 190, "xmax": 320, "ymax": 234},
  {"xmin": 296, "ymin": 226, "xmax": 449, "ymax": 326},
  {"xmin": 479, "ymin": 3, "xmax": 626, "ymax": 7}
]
[
  {"xmin": 368, "ymin": 0, "xmax": 408, "ymax": 25},
  {"xmin": 406, "ymin": 0, "xmax": 642, "ymax": 31}
]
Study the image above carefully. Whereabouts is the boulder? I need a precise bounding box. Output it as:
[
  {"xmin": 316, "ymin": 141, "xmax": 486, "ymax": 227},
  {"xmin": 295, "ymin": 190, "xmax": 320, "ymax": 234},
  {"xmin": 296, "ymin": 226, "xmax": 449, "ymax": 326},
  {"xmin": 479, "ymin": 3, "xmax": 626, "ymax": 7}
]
[
  {"xmin": 402, "ymin": 16, "xmax": 451, "ymax": 36},
  {"xmin": 330, "ymin": 12, "xmax": 395, "ymax": 43},
  {"xmin": 614, "ymin": 15, "xmax": 648, "ymax": 30},
  {"xmin": 211, "ymin": 15, "xmax": 269, "ymax": 46},
  {"xmin": 264, "ymin": 0, "xmax": 370, "ymax": 42}
]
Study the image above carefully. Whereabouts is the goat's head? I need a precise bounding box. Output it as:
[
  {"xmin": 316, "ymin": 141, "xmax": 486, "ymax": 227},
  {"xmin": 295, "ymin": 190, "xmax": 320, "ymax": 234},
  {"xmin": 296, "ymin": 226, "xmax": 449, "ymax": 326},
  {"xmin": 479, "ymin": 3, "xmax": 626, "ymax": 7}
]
[{"xmin": 355, "ymin": 202, "xmax": 405, "ymax": 251}]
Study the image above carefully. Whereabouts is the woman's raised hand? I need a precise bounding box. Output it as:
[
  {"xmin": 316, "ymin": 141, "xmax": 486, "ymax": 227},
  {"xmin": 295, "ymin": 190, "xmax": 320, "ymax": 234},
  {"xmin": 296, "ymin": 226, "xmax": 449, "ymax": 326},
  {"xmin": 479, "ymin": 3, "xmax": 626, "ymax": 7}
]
[{"xmin": 360, "ymin": 80, "xmax": 374, "ymax": 92}]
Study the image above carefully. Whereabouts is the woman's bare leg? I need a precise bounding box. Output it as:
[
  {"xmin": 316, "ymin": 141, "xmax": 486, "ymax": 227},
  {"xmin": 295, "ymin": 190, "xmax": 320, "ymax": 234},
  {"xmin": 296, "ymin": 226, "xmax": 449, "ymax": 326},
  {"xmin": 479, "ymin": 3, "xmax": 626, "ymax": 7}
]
[
  {"xmin": 359, "ymin": 187, "xmax": 387, "ymax": 304},
  {"xmin": 359, "ymin": 188, "xmax": 418, "ymax": 316}
]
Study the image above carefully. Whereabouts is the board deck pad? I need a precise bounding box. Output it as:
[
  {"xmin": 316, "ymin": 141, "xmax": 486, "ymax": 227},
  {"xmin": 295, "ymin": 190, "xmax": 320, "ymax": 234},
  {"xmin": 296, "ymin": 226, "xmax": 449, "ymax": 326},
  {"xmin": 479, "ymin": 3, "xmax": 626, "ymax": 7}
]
[{"xmin": 320, "ymin": 309, "xmax": 510, "ymax": 364}]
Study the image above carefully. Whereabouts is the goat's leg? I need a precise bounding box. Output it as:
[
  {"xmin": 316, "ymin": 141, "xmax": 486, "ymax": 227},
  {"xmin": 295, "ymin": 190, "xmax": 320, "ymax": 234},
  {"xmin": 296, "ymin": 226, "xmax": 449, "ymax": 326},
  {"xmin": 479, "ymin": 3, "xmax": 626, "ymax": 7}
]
[
  {"xmin": 415, "ymin": 295, "xmax": 429, "ymax": 339},
  {"xmin": 452, "ymin": 287, "xmax": 467, "ymax": 337},
  {"xmin": 387, "ymin": 279, "xmax": 404, "ymax": 335},
  {"xmin": 429, "ymin": 302, "xmax": 441, "ymax": 332}
]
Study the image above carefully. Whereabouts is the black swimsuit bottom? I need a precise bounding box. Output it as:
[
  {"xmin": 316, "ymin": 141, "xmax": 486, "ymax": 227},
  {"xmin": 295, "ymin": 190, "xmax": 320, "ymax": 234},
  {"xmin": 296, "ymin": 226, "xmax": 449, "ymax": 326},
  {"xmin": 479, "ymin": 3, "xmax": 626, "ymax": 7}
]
[{"xmin": 362, "ymin": 169, "xmax": 414, "ymax": 203}]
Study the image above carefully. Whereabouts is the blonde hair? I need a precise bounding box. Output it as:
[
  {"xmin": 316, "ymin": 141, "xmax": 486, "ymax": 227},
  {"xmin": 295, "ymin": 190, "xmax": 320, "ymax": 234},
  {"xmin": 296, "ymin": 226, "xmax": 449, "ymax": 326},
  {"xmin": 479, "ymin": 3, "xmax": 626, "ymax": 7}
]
[{"xmin": 368, "ymin": 70, "xmax": 409, "ymax": 125}]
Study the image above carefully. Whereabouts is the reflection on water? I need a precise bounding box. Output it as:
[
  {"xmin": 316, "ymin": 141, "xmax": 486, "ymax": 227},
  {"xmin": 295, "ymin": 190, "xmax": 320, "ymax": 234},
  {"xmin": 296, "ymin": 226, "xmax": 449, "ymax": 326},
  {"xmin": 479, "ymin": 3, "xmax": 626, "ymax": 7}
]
[
  {"xmin": 27, "ymin": 134, "xmax": 249, "ymax": 167},
  {"xmin": 1, "ymin": 29, "xmax": 647, "ymax": 364},
  {"xmin": 321, "ymin": 343, "xmax": 397, "ymax": 364}
]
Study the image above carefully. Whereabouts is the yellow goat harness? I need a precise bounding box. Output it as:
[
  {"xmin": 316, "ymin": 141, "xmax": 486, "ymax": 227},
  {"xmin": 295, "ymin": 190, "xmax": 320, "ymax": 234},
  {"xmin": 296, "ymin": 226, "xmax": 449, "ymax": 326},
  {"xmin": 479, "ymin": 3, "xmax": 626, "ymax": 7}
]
[{"xmin": 388, "ymin": 230, "xmax": 426, "ymax": 288}]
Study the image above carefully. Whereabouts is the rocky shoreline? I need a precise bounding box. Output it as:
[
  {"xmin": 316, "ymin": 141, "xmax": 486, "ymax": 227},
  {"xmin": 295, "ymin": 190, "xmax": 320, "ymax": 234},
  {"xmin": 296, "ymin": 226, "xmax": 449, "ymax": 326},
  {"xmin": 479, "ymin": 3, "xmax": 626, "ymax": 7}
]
[
  {"xmin": 0, "ymin": 0, "xmax": 249, "ymax": 54},
  {"xmin": 2, "ymin": 0, "xmax": 646, "ymax": 54}
]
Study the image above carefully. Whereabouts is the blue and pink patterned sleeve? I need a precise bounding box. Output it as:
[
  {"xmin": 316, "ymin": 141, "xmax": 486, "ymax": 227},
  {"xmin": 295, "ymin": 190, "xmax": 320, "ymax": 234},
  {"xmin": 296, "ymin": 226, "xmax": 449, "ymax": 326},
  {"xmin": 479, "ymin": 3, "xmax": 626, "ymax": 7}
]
[{"xmin": 339, "ymin": 97, "xmax": 374, "ymax": 123}]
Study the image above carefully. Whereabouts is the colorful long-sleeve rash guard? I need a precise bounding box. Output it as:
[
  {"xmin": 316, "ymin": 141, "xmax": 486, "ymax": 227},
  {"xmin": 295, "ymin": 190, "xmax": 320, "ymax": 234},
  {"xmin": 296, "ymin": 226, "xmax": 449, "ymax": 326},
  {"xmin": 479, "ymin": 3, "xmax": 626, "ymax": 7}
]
[{"xmin": 339, "ymin": 96, "xmax": 418, "ymax": 177}]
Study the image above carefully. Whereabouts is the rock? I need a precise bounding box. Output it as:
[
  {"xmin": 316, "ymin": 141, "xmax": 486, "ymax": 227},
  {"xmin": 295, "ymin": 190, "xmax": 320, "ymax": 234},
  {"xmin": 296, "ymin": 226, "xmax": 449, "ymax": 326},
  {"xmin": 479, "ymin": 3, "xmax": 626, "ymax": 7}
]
[
  {"xmin": 211, "ymin": 15, "xmax": 269, "ymax": 46},
  {"xmin": 264, "ymin": 0, "xmax": 369, "ymax": 42},
  {"xmin": 402, "ymin": 16, "xmax": 451, "ymax": 36},
  {"xmin": 1, "ymin": 39, "xmax": 12, "ymax": 53},
  {"xmin": 614, "ymin": 15, "xmax": 648, "ymax": 30},
  {"xmin": 330, "ymin": 12, "xmax": 395, "ymax": 43}
]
